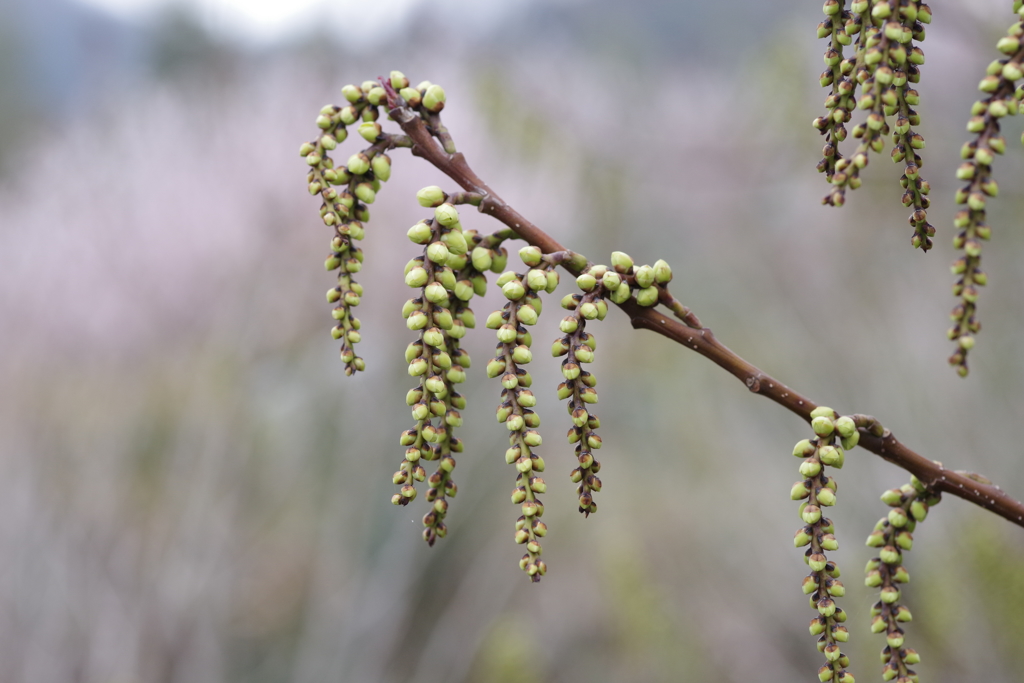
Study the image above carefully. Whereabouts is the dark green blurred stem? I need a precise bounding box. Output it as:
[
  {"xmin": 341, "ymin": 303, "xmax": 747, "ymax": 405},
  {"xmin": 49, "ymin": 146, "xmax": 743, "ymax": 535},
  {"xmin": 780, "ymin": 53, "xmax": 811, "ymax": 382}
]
[{"xmin": 384, "ymin": 100, "xmax": 1024, "ymax": 531}]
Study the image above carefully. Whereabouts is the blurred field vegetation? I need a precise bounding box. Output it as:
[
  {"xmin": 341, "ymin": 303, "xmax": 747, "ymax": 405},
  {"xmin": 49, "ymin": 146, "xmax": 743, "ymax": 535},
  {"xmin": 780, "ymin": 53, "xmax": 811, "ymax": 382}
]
[{"xmin": 1, "ymin": 0, "xmax": 1023, "ymax": 681}]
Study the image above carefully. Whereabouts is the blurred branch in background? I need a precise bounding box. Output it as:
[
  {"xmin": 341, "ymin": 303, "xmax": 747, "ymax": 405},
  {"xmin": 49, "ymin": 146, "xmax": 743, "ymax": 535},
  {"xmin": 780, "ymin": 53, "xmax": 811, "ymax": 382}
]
[{"xmin": 1, "ymin": 0, "xmax": 1023, "ymax": 682}]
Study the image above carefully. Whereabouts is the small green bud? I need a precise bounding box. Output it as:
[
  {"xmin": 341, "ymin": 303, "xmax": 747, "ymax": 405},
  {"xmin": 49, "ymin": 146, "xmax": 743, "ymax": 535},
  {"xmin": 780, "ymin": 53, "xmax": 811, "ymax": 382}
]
[
  {"xmin": 608, "ymin": 282, "xmax": 630, "ymax": 304},
  {"xmin": 802, "ymin": 504, "xmax": 822, "ymax": 525},
  {"xmin": 879, "ymin": 545, "xmax": 901, "ymax": 565},
  {"xmin": 405, "ymin": 267, "xmax": 429, "ymax": 288},
  {"xmin": 652, "ymin": 259, "xmax": 673, "ymax": 284},
  {"xmin": 818, "ymin": 445, "xmax": 841, "ymax": 466},
  {"xmin": 809, "ymin": 616, "xmax": 827, "ymax": 636},
  {"xmin": 791, "ymin": 480, "xmax": 811, "ymax": 500},
  {"xmin": 434, "ymin": 203, "xmax": 459, "ymax": 227},
  {"xmin": 634, "ymin": 265, "xmax": 655, "ymax": 288},
  {"xmin": 840, "ymin": 432, "xmax": 859, "ymax": 450},
  {"xmin": 817, "ymin": 487, "xmax": 837, "ymax": 506},
  {"xmin": 408, "ymin": 221, "xmax": 433, "ymax": 244},
  {"xmin": 490, "ymin": 248, "xmax": 508, "ymax": 273},
  {"xmin": 799, "ymin": 459, "xmax": 822, "ymax": 477},
  {"xmin": 576, "ymin": 273, "xmax": 597, "ymax": 291},
  {"xmin": 417, "ymin": 186, "xmax": 445, "ymax": 207},
  {"xmin": 834, "ymin": 415, "xmax": 856, "ymax": 438},
  {"xmin": 888, "ymin": 508, "xmax": 908, "ymax": 527},
  {"xmin": 517, "ymin": 304, "xmax": 539, "ymax": 326},
  {"xmin": 341, "ymin": 84, "xmax": 362, "ymax": 102},
  {"xmin": 909, "ymin": 499, "xmax": 928, "ymax": 521},
  {"xmin": 358, "ymin": 120, "xmax": 381, "ymax": 142},
  {"xmin": 347, "ymin": 152, "xmax": 370, "ymax": 176},
  {"xmin": 793, "ymin": 439, "xmax": 815, "ymax": 457},
  {"xmin": 497, "ymin": 324, "xmax": 518, "ymax": 344},
  {"xmin": 470, "ymin": 247, "xmax": 493, "ymax": 271},
  {"xmin": 811, "ymin": 415, "xmax": 835, "ymax": 436},
  {"xmin": 795, "ymin": 527, "xmax": 813, "ymax": 547},
  {"xmin": 519, "ymin": 245, "xmax": 543, "ymax": 267},
  {"xmin": 485, "ymin": 310, "xmax": 505, "ymax": 329},
  {"xmin": 881, "ymin": 488, "xmax": 904, "ymax": 506},
  {"xmin": 423, "ymin": 84, "xmax": 446, "ymax": 112},
  {"xmin": 809, "ymin": 406, "xmax": 836, "ymax": 420},
  {"xmin": 526, "ymin": 269, "xmax": 548, "ymax": 291},
  {"xmin": 502, "ymin": 279, "xmax": 526, "ymax": 300},
  {"xmin": 559, "ymin": 316, "xmax": 579, "ymax": 334},
  {"xmin": 866, "ymin": 530, "xmax": 885, "ymax": 547},
  {"xmin": 425, "ymin": 241, "xmax": 449, "ymax": 264},
  {"xmin": 635, "ymin": 286, "xmax": 659, "ymax": 307}
]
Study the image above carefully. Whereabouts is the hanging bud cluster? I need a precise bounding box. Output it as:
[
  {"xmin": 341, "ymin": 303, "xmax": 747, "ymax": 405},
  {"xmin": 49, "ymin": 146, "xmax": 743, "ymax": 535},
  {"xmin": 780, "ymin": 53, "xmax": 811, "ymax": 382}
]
[
  {"xmin": 815, "ymin": 0, "xmax": 934, "ymax": 252},
  {"xmin": 791, "ymin": 407, "xmax": 859, "ymax": 683},
  {"xmin": 486, "ymin": 246, "xmax": 559, "ymax": 581},
  {"xmin": 554, "ymin": 260, "xmax": 619, "ymax": 516},
  {"xmin": 864, "ymin": 476, "xmax": 940, "ymax": 682},
  {"xmin": 392, "ymin": 196, "xmax": 479, "ymax": 545},
  {"xmin": 300, "ymin": 75, "xmax": 413, "ymax": 374},
  {"xmin": 948, "ymin": 6, "xmax": 1024, "ymax": 377}
]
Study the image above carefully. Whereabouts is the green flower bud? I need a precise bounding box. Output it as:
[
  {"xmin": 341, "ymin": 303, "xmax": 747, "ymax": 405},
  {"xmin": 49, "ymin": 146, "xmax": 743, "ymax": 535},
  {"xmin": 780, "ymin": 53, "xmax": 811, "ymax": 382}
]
[
  {"xmin": 888, "ymin": 508, "xmax": 908, "ymax": 527},
  {"xmin": 609, "ymin": 282, "xmax": 631, "ymax": 304},
  {"xmin": 834, "ymin": 416, "xmax": 856, "ymax": 438},
  {"xmin": 347, "ymin": 153, "xmax": 370, "ymax": 175},
  {"xmin": 559, "ymin": 316, "xmax": 579, "ymax": 334},
  {"xmin": 791, "ymin": 480, "xmax": 811, "ymax": 500},
  {"xmin": 470, "ymin": 246, "xmax": 494, "ymax": 271},
  {"xmin": 817, "ymin": 487, "xmax": 837, "ymax": 507},
  {"xmin": 817, "ymin": 445, "xmax": 839, "ymax": 467},
  {"xmin": 576, "ymin": 273, "xmax": 597, "ymax": 291},
  {"xmin": 809, "ymin": 553, "xmax": 828, "ymax": 572},
  {"xmin": 485, "ymin": 310, "xmax": 505, "ymax": 329},
  {"xmin": 579, "ymin": 302, "xmax": 599, "ymax": 319},
  {"xmin": 840, "ymin": 432, "xmax": 859, "ymax": 450},
  {"xmin": 795, "ymin": 527, "xmax": 813, "ymax": 547},
  {"xmin": 799, "ymin": 459, "xmax": 822, "ymax": 477},
  {"xmin": 423, "ymin": 84, "xmax": 446, "ymax": 112},
  {"xmin": 895, "ymin": 530, "xmax": 913, "ymax": 550},
  {"xmin": 487, "ymin": 357, "xmax": 507, "ymax": 378},
  {"xmin": 802, "ymin": 504, "xmax": 822, "ymax": 525},
  {"xmin": 497, "ymin": 324, "xmax": 518, "ymax": 344},
  {"xmin": 414, "ymin": 185, "xmax": 445, "ymax": 207},
  {"xmin": 556, "ymin": 382, "xmax": 572, "ymax": 400},
  {"xmin": 426, "ymin": 241, "xmax": 449, "ymax": 264},
  {"xmin": 526, "ymin": 269, "xmax": 548, "ymax": 291},
  {"xmin": 543, "ymin": 270, "xmax": 559, "ymax": 293},
  {"xmin": 634, "ymin": 265, "xmax": 655, "ymax": 288},
  {"xmin": 793, "ymin": 439, "xmax": 816, "ymax": 457},
  {"xmin": 430, "ymin": 203, "xmax": 457, "ymax": 227},
  {"xmin": 358, "ymin": 120, "xmax": 381, "ymax": 142},
  {"xmin": 601, "ymin": 271, "xmax": 622, "ymax": 290},
  {"xmin": 407, "ymin": 221, "xmax": 432, "ymax": 244},
  {"xmin": 809, "ymin": 406, "xmax": 836, "ymax": 420},
  {"xmin": 881, "ymin": 488, "xmax": 904, "ymax": 506},
  {"xmin": 515, "ymin": 245, "xmax": 542, "ymax": 267},
  {"xmin": 909, "ymin": 499, "xmax": 928, "ymax": 521},
  {"xmin": 502, "ymin": 279, "xmax": 526, "ymax": 301},
  {"xmin": 517, "ymin": 304, "xmax": 539, "ymax": 326},
  {"xmin": 442, "ymin": 229, "xmax": 468, "ymax": 256},
  {"xmin": 809, "ymin": 616, "xmax": 827, "ymax": 636},
  {"xmin": 405, "ymin": 267, "xmax": 428, "ymax": 288},
  {"xmin": 436, "ymin": 266, "xmax": 456, "ymax": 290},
  {"xmin": 652, "ymin": 259, "xmax": 673, "ymax": 284},
  {"xmin": 635, "ymin": 286, "xmax": 659, "ymax": 307},
  {"xmin": 611, "ymin": 251, "xmax": 634, "ymax": 273},
  {"xmin": 341, "ymin": 84, "xmax": 362, "ymax": 102},
  {"xmin": 811, "ymin": 415, "xmax": 835, "ymax": 436},
  {"xmin": 880, "ymin": 545, "xmax": 901, "ymax": 565}
]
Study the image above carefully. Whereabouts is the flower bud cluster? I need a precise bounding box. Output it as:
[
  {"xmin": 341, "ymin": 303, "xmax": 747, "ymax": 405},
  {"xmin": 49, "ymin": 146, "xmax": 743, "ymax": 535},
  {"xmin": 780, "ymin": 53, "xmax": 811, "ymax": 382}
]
[
  {"xmin": 301, "ymin": 77, "xmax": 407, "ymax": 374},
  {"xmin": 791, "ymin": 407, "xmax": 858, "ymax": 683},
  {"xmin": 864, "ymin": 476, "xmax": 940, "ymax": 682},
  {"xmin": 816, "ymin": 0, "xmax": 934, "ymax": 253},
  {"xmin": 555, "ymin": 261, "xmax": 615, "ymax": 516},
  {"xmin": 393, "ymin": 199, "xmax": 478, "ymax": 546},
  {"xmin": 384, "ymin": 73, "xmax": 456, "ymax": 154},
  {"xmin": 948, "ymin": 14, "xmax": 1024, "ymax": 377},
  {"xmin": 486, "ymin": 247, "xmax": 558, "ymax": 581}
]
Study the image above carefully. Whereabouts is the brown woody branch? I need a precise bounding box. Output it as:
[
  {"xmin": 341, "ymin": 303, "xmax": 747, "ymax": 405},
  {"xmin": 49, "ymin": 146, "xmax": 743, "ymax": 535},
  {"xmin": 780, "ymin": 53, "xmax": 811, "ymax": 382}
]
[{"xmin": 384, "ymin": 95, "xmax": 1024, "ymax": 530}]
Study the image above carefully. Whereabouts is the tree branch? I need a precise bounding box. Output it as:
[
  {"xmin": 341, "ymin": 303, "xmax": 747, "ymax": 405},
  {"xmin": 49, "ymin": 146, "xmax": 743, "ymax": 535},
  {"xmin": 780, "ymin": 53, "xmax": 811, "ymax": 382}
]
[{"xmin": 386, "ymin": 99, "xmax": 1024, "ymax": 530}]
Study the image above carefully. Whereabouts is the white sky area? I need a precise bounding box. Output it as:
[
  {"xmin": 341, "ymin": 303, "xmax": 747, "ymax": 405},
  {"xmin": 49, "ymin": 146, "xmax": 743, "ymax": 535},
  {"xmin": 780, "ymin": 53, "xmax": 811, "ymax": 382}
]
[{"xmin": 75, "ymin": 0, "xmax": 535, "ymax": 43}]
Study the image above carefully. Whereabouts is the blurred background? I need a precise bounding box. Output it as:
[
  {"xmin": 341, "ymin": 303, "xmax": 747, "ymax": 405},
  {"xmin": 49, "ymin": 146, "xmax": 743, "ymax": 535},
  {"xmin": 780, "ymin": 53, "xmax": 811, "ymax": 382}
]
[{"xmin": 1, "ymin": 0, "xmax": 1024, "ymax": 681}]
